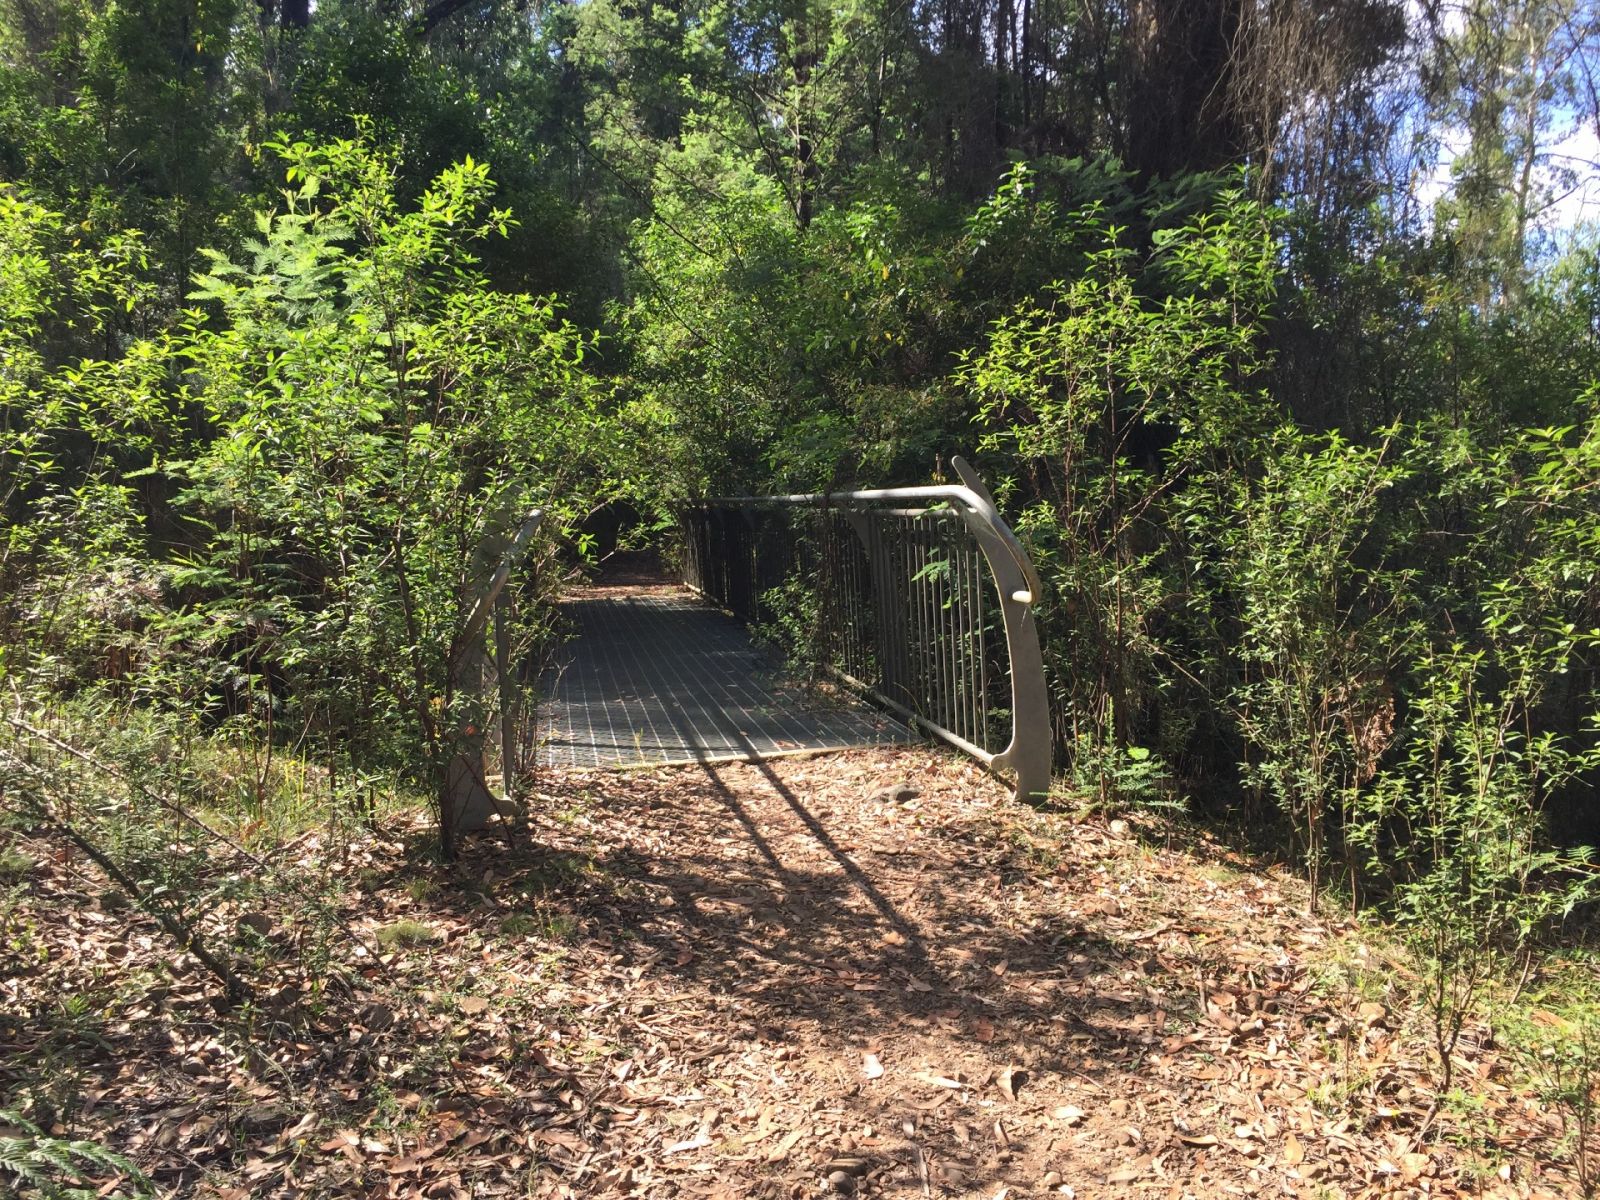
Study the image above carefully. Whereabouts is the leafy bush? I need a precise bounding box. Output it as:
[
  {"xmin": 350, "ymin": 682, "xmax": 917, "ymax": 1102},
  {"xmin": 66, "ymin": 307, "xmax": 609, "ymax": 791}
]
[
  {"xmin": 959, "ymin": 177, "xmax": 1279, "ymax": 790},
  {"xmin": 3, "ymin": 130, "xmax": 613, "ymax": 852},
  {"xmin": 1221, "ymin": 427, "xmax": 1413, "ymax": 897},
  {"xmin": 1067, "ymin": 733, "xmax": 1180, "ymax": 814},
  {"xmin": 1346, "ymin": 408, "xmax": 1600, "ymax": 1089}
]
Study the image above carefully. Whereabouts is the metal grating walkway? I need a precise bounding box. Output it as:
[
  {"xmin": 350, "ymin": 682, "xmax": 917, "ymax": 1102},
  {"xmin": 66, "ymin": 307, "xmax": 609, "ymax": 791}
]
[{"xmin": 537, "ymin": 585, "xmax": 907, "ymax": 769}]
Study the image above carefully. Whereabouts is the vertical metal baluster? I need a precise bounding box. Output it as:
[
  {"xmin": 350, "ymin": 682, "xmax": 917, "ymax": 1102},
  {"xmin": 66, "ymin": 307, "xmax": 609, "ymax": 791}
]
[
  {"xmin": 871, "ymin": 518, "xmax": 889, "ymax": 699},
  {"xmin": 929, "ymin": 516, "xmax": 942, "ymax": 730},
  {"xmin": 940, "ymin": 518, "xmax": 953, "ymax": 742},
  {"xmin": 949, "ymin": 532, "xmax": 963, "ymax": 744},
  {"xmin": 805, "ymin": 508, "xmax": 812, "ymax": 648},
  {"xmin": 928, "ymin": 515, "xmax": 944, "ymax": 733},
  {"xmin": 837, "ymin": 517, "xmax": 847, "ymax": 673},
  {"xmin": 864, "ymin": 523, "xmax": 875, "ymax": 681},
  {"xmin": 935, "ymin": 515, "xmax": 952, "ymax": 736},
  {"xmin": 840, "ymin": 516, "xmax": 852, "ymax": 676},
  {"xmin": 865, "ymin": 517, "xmax": 878, "ymax": 688},
  {"xmin": 810, "ymin": 511, "xmax": 821, "ymax": 662},
  {"xmin": 901, "ymin": 517, "xmax": 916, "ymax": 712},
  {"xmin": 877, "ymin": 517, "xmax": 889, "ymax": 690},
  {"xmin": 966, "ymin": 540, "xmax": 979, "ymax": 748},
  {"xmin": 828, "ymin": 513, "xmax": 842, "ymax": 671},
  {"xmin": 743, "ymin": 510, "xmax": 753, "ymax": 617},
  {"xmin": 970, "ymin": 539, "xmax": 984, "ymax": 746},
  {"xmin": 816, "ymin": 510, "xmax": 824, "ymax": 664},
  {"xmin": 899, "ymin": 516, "xmax": 915, "ymax": 712},
  {"xmin": 947, "ymin": 530, "xmax": 963, "ymax": 745},
  {"xmin": 972, "ymin": 540, "xmax": 985, "ymax": 755},
  {"xmin": 848, "ymin": 516, "xmax": 864, "ymax": 678},
  {"xmin": 843, "ymin": 515, "xmax": 855, "ymax": 675},
  {"xmin": 915, "ymin": 516, "xmax": 927, "ymax": 724},
  {"xmin": 914, "ymin": 515, "xmax": 929, "ymax": 725},
  {"xmin": 953, "ymin": 531, "xmax": 971, "ymax": 747},
  {"xmin": 824, "ymin": 513, "xmax": 835, "ymax": 670},
  {"xmin": 844, "ymin": 520, "xmax": 854, "ymax": 677},
  {"xmin": 908, "ymin": 518, "xmax": 921, "ymax": 713},
  {"xmin": 887, "ymin": 517, "xmax": 902, "ymax": 706},
  {"xmin": 851, "ymin": 518, "xmax": 864, "ymax": 681},
  {"xmin": 864, "ymin": 528, "xmax": 876, "ymax": 684},
  {"xmin": 925, "ymin": 515, "xmax": 938, "ymax": 726},
  {"xmin": 961, "ymin": 536, "xmax": 976, "ymax": 746},
  {"xmin": 903, "ymin": 514, "xmax": 917, "ymax": 712},
  {"xmin": 722, "ymin": 507, "xmax": 731, "ymax": 606},
  {"xmin": 840, "ymin": 516, "xmax": 854, "ymax": 677},
  {"xmin": 866, "ymin": 525, "xmax": 876, "ymax": 681}
]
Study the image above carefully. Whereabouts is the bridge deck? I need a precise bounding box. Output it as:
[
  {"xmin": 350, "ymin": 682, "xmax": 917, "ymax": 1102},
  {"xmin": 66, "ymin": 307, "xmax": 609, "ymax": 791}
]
[{"xmin": 538, "ymin": 584, "xmax": 906, "ymax": 769}]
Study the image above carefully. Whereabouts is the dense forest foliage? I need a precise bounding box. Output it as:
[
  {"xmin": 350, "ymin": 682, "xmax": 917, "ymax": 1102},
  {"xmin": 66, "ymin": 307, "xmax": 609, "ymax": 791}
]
[{"xmin": 5, "ymin": 2, "xmax": 1600, "ymax": 1179}]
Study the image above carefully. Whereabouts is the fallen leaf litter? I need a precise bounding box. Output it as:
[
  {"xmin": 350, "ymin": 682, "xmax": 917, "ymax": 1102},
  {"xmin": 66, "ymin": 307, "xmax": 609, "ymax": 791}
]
[{"xmin": 1, "ymin": 745, "xmax": 1584, "ymax": 1198}]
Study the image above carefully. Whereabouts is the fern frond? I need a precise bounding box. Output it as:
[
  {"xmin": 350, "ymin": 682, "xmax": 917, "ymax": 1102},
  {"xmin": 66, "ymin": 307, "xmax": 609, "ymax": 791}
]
[{"xmin": 0, "ymin": 1110, "xmax": 155, "ymax": 1199}]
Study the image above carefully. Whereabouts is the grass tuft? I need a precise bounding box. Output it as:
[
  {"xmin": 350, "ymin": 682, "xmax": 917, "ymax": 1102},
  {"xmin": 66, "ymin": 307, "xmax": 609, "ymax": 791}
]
[{"xmin": 376, "ymin": 919, "xmax": 437, "ymax": 949}]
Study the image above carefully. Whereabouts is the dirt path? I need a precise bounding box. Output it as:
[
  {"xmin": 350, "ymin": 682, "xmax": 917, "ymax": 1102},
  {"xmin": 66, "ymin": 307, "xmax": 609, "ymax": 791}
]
[
  {"xmin": 480, "ymin": 748, "xmax": 1566, "ymax": 1199},
  {"xmin": 5, "ymin": 746, "xmax": 1575, "ymax": 1198}
]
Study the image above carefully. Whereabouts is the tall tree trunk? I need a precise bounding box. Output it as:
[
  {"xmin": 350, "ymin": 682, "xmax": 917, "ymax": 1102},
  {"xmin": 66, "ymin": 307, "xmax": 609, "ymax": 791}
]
[
  {"xmin": 1123, "ymin": 0, "xmax": 1247, "ymax": 180},
  {"xmin": 792, "ymin": 27, "xmax": 819, "ymax": 228},
  {"xmin": 871, "ymin": 0, "xmax": 888, "ymax": 156},
  {"xmin": 1021, "ymin": 0, "xmax": 1034, "ymax": 132},
  {"xmin": 996, "ymin": 0, "xmax": 1014, "ymax": 148}
]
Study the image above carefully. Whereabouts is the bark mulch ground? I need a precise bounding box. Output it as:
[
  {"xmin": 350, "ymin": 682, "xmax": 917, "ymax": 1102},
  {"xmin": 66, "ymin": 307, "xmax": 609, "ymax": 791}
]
[{"xmin": 1, "ymin": 745, "xmax": 1582, "ymax": 1199}]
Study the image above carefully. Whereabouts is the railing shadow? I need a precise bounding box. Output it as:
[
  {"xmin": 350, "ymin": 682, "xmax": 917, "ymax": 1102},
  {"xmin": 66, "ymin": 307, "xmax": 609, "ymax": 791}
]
[
  {"xmin": 474, "ymin": 763, "xmax": 1172, "ymax": 1091},
  {"xmin": 435, "ymin": 748, "xmax": 1207, "ymax": 1195}
]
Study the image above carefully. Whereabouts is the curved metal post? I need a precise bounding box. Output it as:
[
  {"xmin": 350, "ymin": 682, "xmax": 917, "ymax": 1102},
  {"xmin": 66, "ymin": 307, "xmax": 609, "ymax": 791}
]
[
  {"xmin": 947, "ymin": 458, "xmax": 1052, "ymax": 804},
  {"xmin": 707, "ymin": 459, "xmax": 1053, "ymax": 804}
]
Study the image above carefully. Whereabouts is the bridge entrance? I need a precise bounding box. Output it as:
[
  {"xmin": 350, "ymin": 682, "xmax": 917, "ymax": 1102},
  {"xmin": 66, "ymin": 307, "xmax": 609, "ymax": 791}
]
[{"xmin": 450, "ymin": 457, "xmax": 1050, "ymax": 833}]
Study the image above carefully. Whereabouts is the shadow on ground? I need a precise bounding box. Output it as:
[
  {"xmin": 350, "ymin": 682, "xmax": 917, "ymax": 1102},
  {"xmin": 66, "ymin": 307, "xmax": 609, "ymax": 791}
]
[{"xmin": 440, "ymin": 748, "xmax": 1218, "ymax": 1196}]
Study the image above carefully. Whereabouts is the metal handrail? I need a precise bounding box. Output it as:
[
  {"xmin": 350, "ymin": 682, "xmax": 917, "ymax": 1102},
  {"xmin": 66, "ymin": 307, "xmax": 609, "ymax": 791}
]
[
  {"xmin": 714, "ymin": 482, "xmax": 1043, "ymax": 603},
  {"xmin": 695, "ymin": 457, "xmax": 1052, "ymax": 803}
]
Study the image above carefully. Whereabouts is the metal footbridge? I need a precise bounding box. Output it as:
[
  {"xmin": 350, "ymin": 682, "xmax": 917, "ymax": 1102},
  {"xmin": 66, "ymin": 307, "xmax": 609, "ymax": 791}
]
[
  {"xmin": 537, "ymin": 585, "xmax": 906, "ymax": 768},
  {"xmin": 446, "ymin": 457, "xmax": 1052, "ymax": 834}
]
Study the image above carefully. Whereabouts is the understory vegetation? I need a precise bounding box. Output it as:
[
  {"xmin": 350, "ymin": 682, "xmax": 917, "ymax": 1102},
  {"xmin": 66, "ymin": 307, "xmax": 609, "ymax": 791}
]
[{"xmin": 4, "ymin": 0, "xmax": 1600, "ymax": 1195}]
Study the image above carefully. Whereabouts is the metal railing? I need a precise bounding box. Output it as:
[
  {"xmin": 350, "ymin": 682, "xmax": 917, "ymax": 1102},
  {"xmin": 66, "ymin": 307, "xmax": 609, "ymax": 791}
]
[{"xmin": 682, "ymin": 457, "xmax": 1052, "ymax": 802}]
